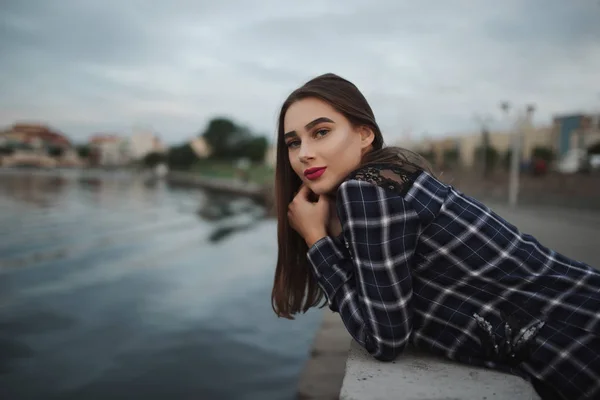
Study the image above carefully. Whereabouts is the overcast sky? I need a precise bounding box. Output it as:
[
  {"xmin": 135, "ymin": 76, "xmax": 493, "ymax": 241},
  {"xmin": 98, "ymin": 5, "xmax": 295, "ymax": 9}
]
[{"xmin": 1, "ymin": 0, "xmax": 599, "ymax": 144}]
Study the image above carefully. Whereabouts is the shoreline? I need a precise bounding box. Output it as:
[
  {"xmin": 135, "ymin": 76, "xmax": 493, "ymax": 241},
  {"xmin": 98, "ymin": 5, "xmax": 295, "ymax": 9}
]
[
  {"xmin": 296, "ymin": 310, "xmax": 350, "ymax": 400},
  {"xmin": 4, "ymin": 166, "xmax": 598, "ymax": 213},
  {"xmin": 167, "ymin": 168, "xmax": 600, "ymax": 214},
  {"xmin": 165, "ymin": 171, "xmax": 276, "ymax": 215}
]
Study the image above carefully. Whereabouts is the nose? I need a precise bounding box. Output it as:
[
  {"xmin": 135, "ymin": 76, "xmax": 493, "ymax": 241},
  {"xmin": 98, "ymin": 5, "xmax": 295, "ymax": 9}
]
[{"xmin": 298, "ymin": 142, "xmax": 315, "ymax": 164}]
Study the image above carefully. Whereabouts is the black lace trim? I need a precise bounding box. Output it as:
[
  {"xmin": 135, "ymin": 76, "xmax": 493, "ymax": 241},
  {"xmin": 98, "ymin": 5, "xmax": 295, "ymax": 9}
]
[{"xmin": 345, "ymin": 163, "xmax": 423, "ymax": 197}]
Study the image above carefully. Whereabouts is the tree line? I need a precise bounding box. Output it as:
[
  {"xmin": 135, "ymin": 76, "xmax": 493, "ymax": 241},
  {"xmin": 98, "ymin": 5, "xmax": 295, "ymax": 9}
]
[{"xmin": 146, "ymin": 117, "xmax": 270, "ymax": 170}]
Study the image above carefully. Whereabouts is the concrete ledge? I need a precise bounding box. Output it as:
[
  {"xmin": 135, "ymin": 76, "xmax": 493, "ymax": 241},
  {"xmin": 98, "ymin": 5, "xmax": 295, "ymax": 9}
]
[{"xmin": 340, "ymin": 341, "xmax": 541, "ymax": 400}]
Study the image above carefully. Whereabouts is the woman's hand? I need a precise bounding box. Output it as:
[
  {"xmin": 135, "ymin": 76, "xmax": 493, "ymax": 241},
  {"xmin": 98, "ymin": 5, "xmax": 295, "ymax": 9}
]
[{"xmin": 288, "ymin": 185, "xmax": 329, "ymax": 247}]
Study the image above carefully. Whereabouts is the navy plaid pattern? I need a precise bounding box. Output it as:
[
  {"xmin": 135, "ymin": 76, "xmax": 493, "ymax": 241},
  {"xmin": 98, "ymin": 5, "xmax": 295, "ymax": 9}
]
[{"xmin": 307, "ymin": 166, "xmax": 600, "ymax": 400}]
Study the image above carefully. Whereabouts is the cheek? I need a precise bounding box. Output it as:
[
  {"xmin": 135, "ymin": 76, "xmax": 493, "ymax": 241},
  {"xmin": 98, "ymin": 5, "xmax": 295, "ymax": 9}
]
[
  {"xmin": 328, "ymin": 145, "xmax": 363, "ymax": 181},
  {"xmin": 330, "ymin": 136, "xmax": 362, "ymax": 163},
  {"xmin": 289, "ymin": 155, "xmax": 304, "ymax": 178}
]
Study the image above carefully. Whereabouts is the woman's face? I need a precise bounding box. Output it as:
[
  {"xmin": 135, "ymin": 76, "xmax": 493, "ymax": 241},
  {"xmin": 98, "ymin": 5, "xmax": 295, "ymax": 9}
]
[{"xmin": 283, "ymin": 97, "xmax": 374, "ymax": 196}]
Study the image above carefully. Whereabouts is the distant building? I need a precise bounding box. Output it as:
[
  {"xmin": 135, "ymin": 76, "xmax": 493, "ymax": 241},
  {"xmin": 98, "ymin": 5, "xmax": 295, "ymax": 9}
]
[
  {"xmin": 1, "ymin": 123, "xmax": 72, "ymax": 149},
  {"xmin": 189, "ymin": 137, "xmax": 211, "ymax": 158},
  {"xmin": 405, "ymin": 112, "xmax": 600, "ymax": 169},
  {"xmin": 0, "ymin": 123, "xmax": 83, "ymax": 167},
  {"xmin": 407, "ymin": 124, "xmax": 556, "ymax": 168},
  {"xmin": 89, "ymin": 134, "xmax": 130, "ymax": 167},
  {"xmin": 129, "ymin": 130, "xmax": 167, "ymax": 161},
  {"xmin": 552, "ymin": 113, "xmax": 600, "ymax": 157}
]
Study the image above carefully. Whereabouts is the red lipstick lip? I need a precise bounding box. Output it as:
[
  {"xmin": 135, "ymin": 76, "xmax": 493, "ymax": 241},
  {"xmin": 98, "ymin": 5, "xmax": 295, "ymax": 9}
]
[
  {"xmin": 304, "ymin": 167, "xmax": 327, "ymax": 180},
  {"xmin": 304, "ymin": 167, "xmax": 326, "ymax": 176}
]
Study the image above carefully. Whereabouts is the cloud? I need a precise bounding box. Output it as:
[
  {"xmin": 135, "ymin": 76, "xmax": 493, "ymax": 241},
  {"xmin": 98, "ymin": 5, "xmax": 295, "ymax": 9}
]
[{"xmin": 1, "ymin": 0, "xmax": 599, "ymax": 144}]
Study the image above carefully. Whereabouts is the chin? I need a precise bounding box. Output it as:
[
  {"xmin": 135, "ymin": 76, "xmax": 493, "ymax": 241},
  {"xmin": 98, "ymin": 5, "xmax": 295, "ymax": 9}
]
[{"xmin": 306, "ymin": 180, "xmax": 335, "ymax": 196}]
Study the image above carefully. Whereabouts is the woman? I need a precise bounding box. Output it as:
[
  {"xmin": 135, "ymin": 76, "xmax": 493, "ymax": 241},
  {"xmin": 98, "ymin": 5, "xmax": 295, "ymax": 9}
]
[{"xmin": 270, "ymin": 73, "xmax": 600, "ymax": 400}]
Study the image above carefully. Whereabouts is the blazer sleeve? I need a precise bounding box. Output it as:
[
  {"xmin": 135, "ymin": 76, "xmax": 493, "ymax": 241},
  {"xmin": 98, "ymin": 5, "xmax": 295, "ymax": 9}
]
[{"xmin": 307, "ymin": 178, "xmax": 420, "ymax": 361}]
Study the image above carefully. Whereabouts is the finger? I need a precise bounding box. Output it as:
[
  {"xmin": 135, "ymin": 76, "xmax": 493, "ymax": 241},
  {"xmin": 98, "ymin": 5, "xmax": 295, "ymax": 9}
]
[
  {"xmin": 294, "ymin": 185, "xmax": 316, "ymax": 202},
  {"xmin": 297, "ymin": 184, "xmax": 311, "ymax": 198}
]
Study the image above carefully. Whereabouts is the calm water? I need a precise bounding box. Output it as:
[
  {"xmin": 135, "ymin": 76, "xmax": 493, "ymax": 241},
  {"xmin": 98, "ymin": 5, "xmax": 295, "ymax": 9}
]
[{"xmin": 0, "ymin": 169, "xmax": 322, "ymax": 400}]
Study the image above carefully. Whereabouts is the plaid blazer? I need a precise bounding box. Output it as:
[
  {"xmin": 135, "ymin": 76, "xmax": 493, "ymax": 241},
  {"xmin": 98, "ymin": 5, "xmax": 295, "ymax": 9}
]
[{"xmin": 307, "ymin": 164, "xmax": 600, "ymax": 400}]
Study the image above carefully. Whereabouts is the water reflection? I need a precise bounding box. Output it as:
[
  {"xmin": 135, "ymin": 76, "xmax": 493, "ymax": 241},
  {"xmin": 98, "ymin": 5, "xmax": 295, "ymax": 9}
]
[
  {"xmin": 0, "ymin": 169, "xmax": 321, "ymax": 400},
  {"xmin": 0, "ymin": 310, "xmax": 75, "ymax": 374},
  {"xmin": 197, "ymin": 192, "xmax": 267, "ymax": 243},
  {"xmin": 0, "ymin": 338, "xmax": 33, "ymax": 374},
  {"xmin": 0, "ymin": 172, "xmax": 69, "ymax": 209}
]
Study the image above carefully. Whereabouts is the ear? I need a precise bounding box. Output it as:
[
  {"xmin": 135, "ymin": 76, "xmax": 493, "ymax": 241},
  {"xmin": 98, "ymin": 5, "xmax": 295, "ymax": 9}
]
[{"xmin": 358, "ymin": 126, "xmax": 375, "ymax": 149}]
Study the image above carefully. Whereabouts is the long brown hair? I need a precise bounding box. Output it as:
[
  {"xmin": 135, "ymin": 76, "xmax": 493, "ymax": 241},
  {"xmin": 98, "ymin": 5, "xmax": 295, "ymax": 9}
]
[{"xmin": 271, "ymin": 73, "xmax": 432, "ymax": 319}]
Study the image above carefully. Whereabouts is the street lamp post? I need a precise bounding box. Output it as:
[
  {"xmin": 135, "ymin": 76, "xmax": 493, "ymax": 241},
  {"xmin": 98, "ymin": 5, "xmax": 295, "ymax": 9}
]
[
  {"xmin": 508, "ymin": 113, "xmax": 521, "ymax": 208},
  {"xmin": 504, "ymin": 102, "xmax": 535, "ymax": 208}
]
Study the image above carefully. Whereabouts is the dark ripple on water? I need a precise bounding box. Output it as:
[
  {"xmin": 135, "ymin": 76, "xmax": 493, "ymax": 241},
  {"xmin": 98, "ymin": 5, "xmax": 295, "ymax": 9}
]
[{"xmin": 0, "ymin": 169, "xmax": 321, "ymax": 400}]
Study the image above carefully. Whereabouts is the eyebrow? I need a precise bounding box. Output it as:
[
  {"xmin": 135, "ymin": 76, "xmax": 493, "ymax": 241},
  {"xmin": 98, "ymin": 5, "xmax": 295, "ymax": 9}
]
[{"xmin": 284, "ymin": 117, "xmax": 334, "ymax": 140}]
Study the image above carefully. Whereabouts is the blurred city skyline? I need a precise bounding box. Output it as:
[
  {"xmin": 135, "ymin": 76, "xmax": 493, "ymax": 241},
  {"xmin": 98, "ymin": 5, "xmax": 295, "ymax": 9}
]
[{"xmin": 1, "ymin": 0, "xmax": 599, "ymax": 144}]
